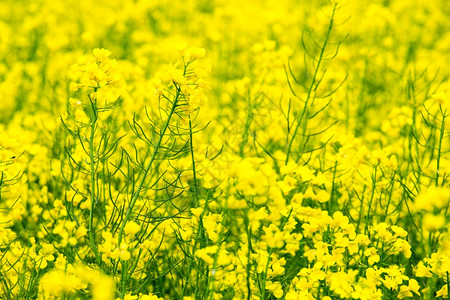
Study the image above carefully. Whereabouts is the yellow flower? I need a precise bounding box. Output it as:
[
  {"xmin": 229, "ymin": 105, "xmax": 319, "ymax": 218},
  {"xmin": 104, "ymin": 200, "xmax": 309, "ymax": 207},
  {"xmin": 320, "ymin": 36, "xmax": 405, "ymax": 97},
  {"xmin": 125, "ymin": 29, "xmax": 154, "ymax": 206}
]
[
  {"xmin": 93, "ymin": 48, "xmax": 112, "ymax": 63},
  {"xmin": 398, "ymin": 279, "xmax": 420, "ymax": 299},
  {"xmin": 124, "ymin": 221, "xmax": 141, "ymax": 237},
  {"xmin": 185, "ymin": 47, "xmax": 206, "ymax": 61},
  {"xmin": 265, "ymin": 281, "xmax": 284, "ymax": 298},
  {"xmin": 422, "ymin": 213, "xmax": 445, "ymax": 231},
  {"xmin": 190, "ymin": 207, "xmax": 203, "ymax": 218},
  {"xmin": 364, "ymin": 247, "xmax": 380, "ymax": 265},
  {"xmin": 119, "ymin": 243, "xmax": 131, "ymax": 261},
  {"xmin": 141, "ymin": 295, "xmax": 163, "ymax": 300},
  {"xmin": 69, "ymin": 97, "xmax": 82, "ymax": 107},
  {"xmin": 195, "ymin": 246, "xmax": 219, "ymax": 265},
  {"xmin": 37, "ymin": 243, "xmax": 56, "ymax": 269},
  {"xmin": 203, "ymin": 213, "xmax": 223, "ymax": 242},
  {"xmin": 393, "ymin": 238, "xmax": 412, "ymax": 259},
  {"xmin": 262, "ymin": 224, "xmax": 285, "ymax": 248},
  {"xmin": 414, "ymin": 187, "xmax": 450, "ymax": 212},
  {"xmin": 431, "ymin": 91, "xmax": 449, "ymax": 107},
  {"xmin": 70, "ymin": 48, "xmax": 120, "ymax": 90},
  {"xmin": 415, "ymin": 261, "xmax": 432, "ymax": 278},
  {"xmin": 436, "ymin": 284, "xmax": 448, "ymax": 298},
  {"xmin": 276, "ymin": 175, "xmax": 297, "ymax": 195}
]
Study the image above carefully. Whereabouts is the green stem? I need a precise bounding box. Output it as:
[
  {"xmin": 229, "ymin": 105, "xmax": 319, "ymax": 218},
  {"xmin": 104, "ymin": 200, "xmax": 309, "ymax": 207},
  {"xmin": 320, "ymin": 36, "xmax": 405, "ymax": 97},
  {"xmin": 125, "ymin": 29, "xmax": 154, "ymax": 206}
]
[
  {"xmin": 365, "ymin": 165, "xmax": 377, "ymax": 235},
  {"xmin": 88, "ymin": 96, "xmax": 101, "ymax": 265},
  {"xmin": 118, "ymin": 86, "xmax": 181, "ymax": 245},
  {"xmin": 121, "ymin": 260, "xmax": 128, "ymax": 299},
  {"xmin": 447, "ymin": 271, "xmax": 449, "ymax": 300},
  {"xmin": 180, "ymin": 216, "xmax": 204, "ymax": 298},
  {"xmin": 261, "ymin": 248, "xmax": 273, "ymax": 300},
  {"xmin": 245, "ymin": 215, "xmax": 252, "ymax": 300},
  {"xmin": 436, "ymin": 108, "xmax": 445, "ymax": 186},
  {"xmin": 261, "ymin": 210, "xmax": 292, "ymax": 299},
  {"xmin": 189, "ymin": 116, "xmax": 200, "ymax": 205},
  {"xmin": 285, "ymin": 3, "xmax": 337, "ymax": 164}
]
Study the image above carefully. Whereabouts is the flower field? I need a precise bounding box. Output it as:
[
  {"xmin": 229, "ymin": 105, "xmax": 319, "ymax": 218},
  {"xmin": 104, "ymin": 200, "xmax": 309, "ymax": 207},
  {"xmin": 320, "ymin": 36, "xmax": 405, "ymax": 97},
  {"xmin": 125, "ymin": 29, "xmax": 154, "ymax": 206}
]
[{"xmin": 1, "ymin": 0, "xmax": 450, "ymax": 299}]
